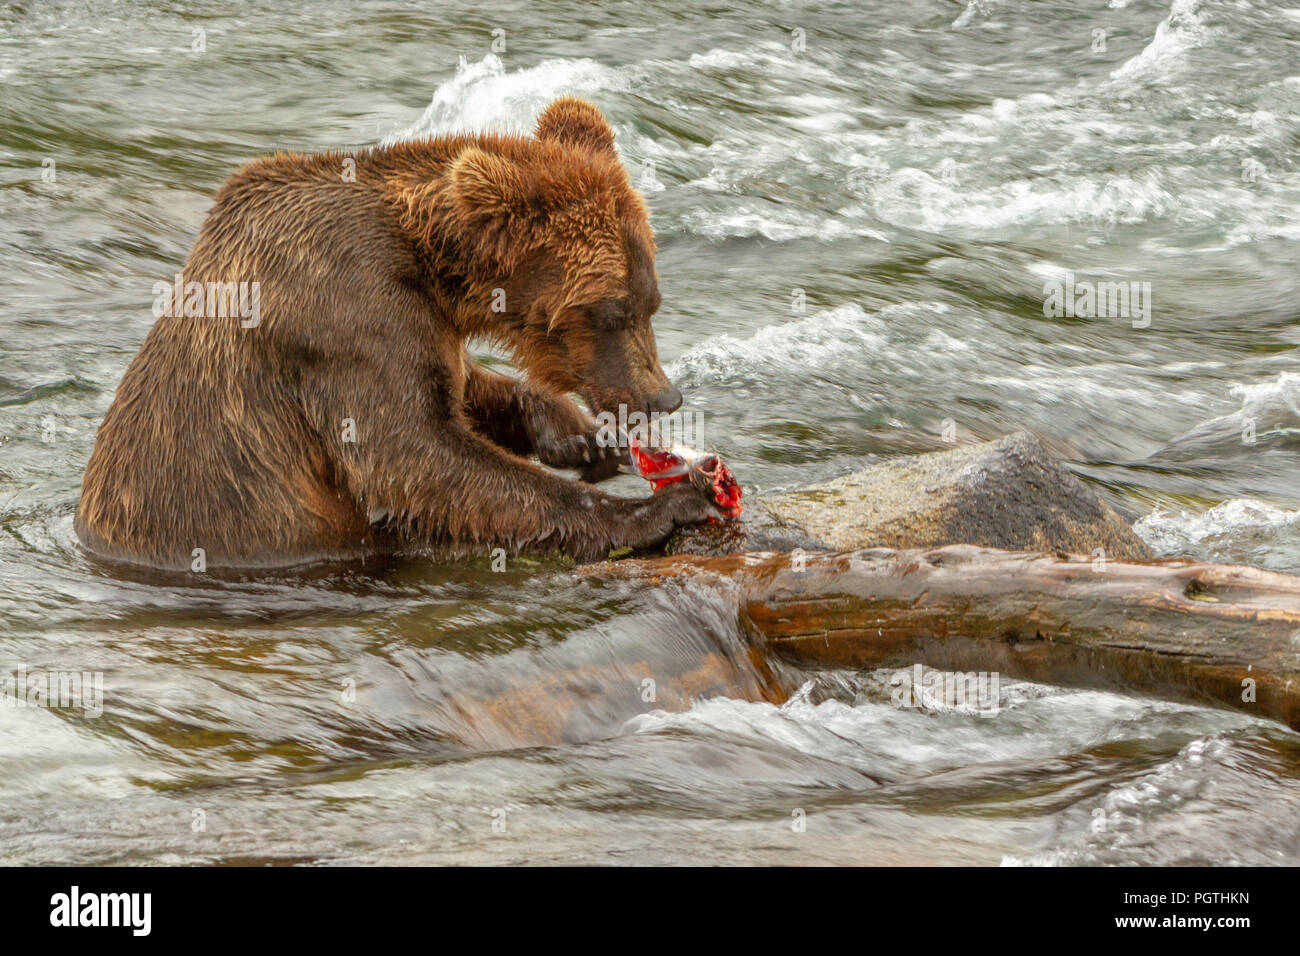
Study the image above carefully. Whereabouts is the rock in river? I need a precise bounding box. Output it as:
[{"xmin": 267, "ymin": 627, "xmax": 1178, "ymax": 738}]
[{"xmin": 665, "ymin": 431, "xmax": 1152, "ymax": 560}]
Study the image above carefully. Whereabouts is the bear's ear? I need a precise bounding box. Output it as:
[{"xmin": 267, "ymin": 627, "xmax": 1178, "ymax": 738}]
[
  {"xmin": 449, "ymin": 147, "xmax": 537, "ymax": 218},
  {"xmin": 534, "ymin": 97, "xmax": 617, "ymax": 156}
]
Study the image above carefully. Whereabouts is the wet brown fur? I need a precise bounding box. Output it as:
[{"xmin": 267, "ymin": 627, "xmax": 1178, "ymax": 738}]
[{"xmin": 75, "ymin": 98, "xmax": 716, "ymax": 569}]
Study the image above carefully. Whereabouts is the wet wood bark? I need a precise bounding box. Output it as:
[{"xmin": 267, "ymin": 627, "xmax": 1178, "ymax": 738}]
[{"xmin": 609, "ymin": 545, "xmax": 1300, "ymax": 729}]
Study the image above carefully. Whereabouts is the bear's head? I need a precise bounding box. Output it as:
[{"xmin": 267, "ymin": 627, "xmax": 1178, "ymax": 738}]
[{"xmin": 446, "ymin": 98, "xmax": 681, "ymax": 421}]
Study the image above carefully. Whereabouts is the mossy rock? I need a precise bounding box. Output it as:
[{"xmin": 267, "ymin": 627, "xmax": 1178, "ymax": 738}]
[{"xmin": 666, "ymin": 432, "xmax": 1152, "ymax": 560}]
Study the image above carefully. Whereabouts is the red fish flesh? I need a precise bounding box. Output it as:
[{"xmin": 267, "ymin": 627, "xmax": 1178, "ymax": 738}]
[{"xmin": 628, "ymin": 438, "xmax": 742, "ymax": 519}]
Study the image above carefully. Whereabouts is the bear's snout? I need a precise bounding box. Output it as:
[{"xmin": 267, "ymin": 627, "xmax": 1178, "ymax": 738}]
[{"xmin": 647, "ymin": 384, "xmax": 682, "ymax": 414}]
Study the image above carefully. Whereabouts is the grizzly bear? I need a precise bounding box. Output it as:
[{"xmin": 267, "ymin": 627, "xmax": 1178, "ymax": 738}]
[{"xmin": 75, "ymin": 97, "xmax": 719, "ymax": 569}]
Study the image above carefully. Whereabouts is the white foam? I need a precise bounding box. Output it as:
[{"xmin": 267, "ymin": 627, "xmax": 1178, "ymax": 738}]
[
  {"xmin": 1108, "ymin": 0, "xmax": 1214, "ymax": 85},
  {"xmin": 390, "ymin": 53, "xmax": 624, "ymax": 142},
  {"xmin": 669, "ymin": 303, "xmax": 948, "ymax": 385},
  {"xmin": 687, "ymin": 48, "xmax": 759, "ymax": 71},
  {"xmin": 624, "ymin": 674, "xmax": 1233, "ymax": 785},
  {"xmin": 951, "ymin": 0, "xmax": 1000, "ymax": 29},
  {"xmin": 1002, "ymin": 734, "xmax": 1235, "ymax": 866},
  {"xmin": 871, "ymin": 167, "xmax": 1179, "ymax": 232},
  {"xmin": 1169, "ymin": 371, "xmax": 1300, "ymax": 444},
  {"xmin": 676, "ymin": 205, "xmax": 888, "ymax": 242},
  {"xmin": 686, "ymin": 43, "xmax": 839, "ymax": 81},
  {"xmin": 1136, "ymin": 499, "xmax": 1300, "ymax": 569},
  {"xmin": 1231, "ymin": 371, "xmax": 1300, "ymax": 422}
]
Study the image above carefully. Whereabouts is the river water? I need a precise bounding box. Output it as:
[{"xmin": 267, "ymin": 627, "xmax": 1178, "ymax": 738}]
[{"xmin": 2, "ymin": 0, "xmax": 1299, "ymax": 864}]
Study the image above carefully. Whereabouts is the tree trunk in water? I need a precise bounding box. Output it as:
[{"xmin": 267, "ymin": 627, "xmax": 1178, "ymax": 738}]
[{"xmin": 611, "ymin": 545, "xmax": 1300, "ymax": 730}]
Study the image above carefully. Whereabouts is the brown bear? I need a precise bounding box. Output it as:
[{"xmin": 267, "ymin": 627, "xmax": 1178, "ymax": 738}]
[{"xmin": 75, "ymin": 97, "xmax": 719, "ymax": 569}]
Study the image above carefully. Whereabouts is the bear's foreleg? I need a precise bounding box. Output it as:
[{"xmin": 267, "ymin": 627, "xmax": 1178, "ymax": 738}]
[
  {"xmin": 462, "ymin": 359, "xmax": 628, "ymax": 483},
  {"xmin": 304, "ymin": 363, "xmax": 714, "ymax": 561}
]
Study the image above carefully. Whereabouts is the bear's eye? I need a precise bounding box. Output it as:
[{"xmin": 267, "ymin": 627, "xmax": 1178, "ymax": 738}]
[{"xmin": 584, "ymin": 299, "xmax": 632, "ymax": 331}]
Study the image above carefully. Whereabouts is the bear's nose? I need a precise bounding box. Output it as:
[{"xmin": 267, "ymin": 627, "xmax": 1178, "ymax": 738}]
[{"xmin": 648, "ymin": 385, "xmax": 682, "ymax": 414}]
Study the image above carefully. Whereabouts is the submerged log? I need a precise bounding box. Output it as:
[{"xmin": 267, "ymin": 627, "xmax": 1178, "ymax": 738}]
[
  {"xmin": 451, "ymin": 648, "xmax": 789, "ymax": 749},
  {"xmin": 614, "ymin": 546, "xmax": 1300, "ymax": 730},
  {"xmin": 482, "ymin": 432, "xmax": 1296, "ymax": 740}
]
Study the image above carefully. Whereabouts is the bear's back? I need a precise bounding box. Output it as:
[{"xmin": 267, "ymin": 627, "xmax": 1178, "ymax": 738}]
[{"xmin": 74, "ymin": 155, "xmax": 416, "ymax": 568}]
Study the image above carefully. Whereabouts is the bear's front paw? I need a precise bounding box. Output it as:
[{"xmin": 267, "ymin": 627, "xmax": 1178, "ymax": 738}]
[
  {"xmin": 615, "ymin": 481, "xmax": 721, "ymax": 553},
  {"xmin": 657, "ymin": 479, "xmax": 723, "ymax": 528},
  {"xmin": 537, "ymin": 431, "xmax": 630, "ymax": 483}
]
